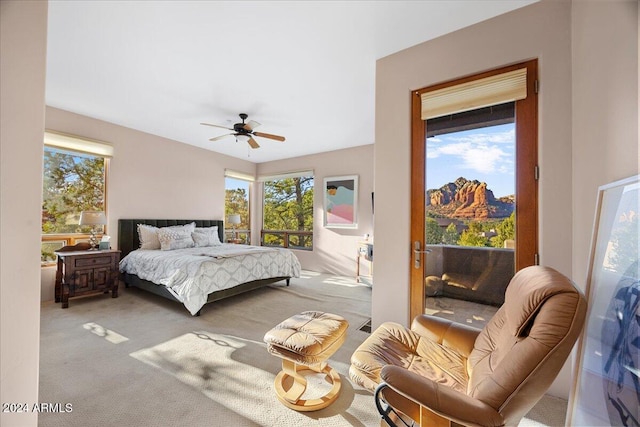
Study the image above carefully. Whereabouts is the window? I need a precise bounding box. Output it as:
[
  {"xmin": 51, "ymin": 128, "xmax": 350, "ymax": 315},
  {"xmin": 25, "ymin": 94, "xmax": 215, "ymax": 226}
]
[
  {"xmin": 225, "ymin": 170, "xmax": 252, "ymax": 244},
  {"xmin": 261, "ymin": 171, "xmax": 314, "ymax": 250},
  {"xmin": 41, "ymin": 131, "xmax": 112, "ymax": 263}
]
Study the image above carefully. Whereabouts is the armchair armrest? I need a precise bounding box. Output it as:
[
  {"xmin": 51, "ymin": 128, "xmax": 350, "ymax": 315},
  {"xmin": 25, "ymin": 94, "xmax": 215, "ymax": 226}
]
[
  {"xmin": 411, "ymin": 315, "xmax": 481, "ymax": 357},
  {"xmin": 381, "ymin": 365, "xmax": 504, "ymax": 427}
]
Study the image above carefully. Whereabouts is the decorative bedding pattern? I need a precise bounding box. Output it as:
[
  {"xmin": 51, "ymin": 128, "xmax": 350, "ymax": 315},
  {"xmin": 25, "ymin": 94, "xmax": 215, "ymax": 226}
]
[{"xmin": 119, "ymin": 244, "xmax": 301, "ymax": 315}]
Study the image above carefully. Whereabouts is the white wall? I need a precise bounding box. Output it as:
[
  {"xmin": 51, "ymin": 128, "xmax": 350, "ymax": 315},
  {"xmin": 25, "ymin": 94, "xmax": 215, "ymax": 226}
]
[
  {"xmin": 372, "ymin": 0, "xmax": 638, "ymax": 399},
  {"xmin": 568, "ymin": 0, "xmax": 638, "ymax": 403},
  {"xmin": 257, "ymin": 145, "xmax": 374, "ymax": 277},
  {"xmin": 570, "ymin": 0, "xmax": 638, "ymax": 295},
  {"xmin": 0, "ymin": 1, "xmax": 48, "ymax": 426}
]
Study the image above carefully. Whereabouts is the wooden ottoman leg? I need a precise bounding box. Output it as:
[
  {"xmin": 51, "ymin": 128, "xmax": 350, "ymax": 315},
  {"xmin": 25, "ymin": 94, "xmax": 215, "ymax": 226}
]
[
  {"xmin": 273, "ymin": 359, "xmax": 342, "ymax": 412},
  {"xmin": 275, "ymin": 359, "xmax": 308, "ymax": 404}
]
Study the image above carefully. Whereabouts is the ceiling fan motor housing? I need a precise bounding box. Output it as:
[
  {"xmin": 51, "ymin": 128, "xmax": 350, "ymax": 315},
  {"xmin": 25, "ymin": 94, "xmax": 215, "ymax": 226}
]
[{"xmin": 234, "ymin": 113, "xmax": 250, "ymax": 134}]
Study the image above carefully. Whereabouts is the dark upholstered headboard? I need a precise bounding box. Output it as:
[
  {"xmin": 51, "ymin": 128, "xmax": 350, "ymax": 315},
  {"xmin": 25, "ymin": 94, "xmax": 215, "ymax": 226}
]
[{"xmin": 118, "ymin": 219, "xmax": 224, "ymax": 258}]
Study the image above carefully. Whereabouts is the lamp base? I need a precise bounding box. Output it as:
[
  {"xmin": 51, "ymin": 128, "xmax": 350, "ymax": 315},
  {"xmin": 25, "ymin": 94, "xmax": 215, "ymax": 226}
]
[{"xmin": 89, "ymin": 230, "xmax": 99, "ymax": 249}]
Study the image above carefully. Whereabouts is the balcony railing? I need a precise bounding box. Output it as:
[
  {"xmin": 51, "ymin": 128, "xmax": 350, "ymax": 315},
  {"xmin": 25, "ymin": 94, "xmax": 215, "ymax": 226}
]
[
  {"xmin": 261, "ymin": 230, "xmax": 313, "ymax": 251},
  {"xmin": 224, "ymin": 229, "xmax": 251, "ymax": 244},
  {"xmin": 424, "ymin": 244, "xmax": 515, "ymax": 306}
]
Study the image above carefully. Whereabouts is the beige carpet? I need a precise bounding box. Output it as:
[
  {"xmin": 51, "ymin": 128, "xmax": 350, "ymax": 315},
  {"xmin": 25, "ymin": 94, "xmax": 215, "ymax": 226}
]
[{"xmin": 39, "ymin": 271, "xmax": 567, "ymax": 427}]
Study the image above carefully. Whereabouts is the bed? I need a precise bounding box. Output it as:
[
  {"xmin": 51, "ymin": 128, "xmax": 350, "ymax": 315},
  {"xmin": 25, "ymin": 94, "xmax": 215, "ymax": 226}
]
[{"xmin": 118, "ymin": 219, "xmax": 301, "ymax": 315}]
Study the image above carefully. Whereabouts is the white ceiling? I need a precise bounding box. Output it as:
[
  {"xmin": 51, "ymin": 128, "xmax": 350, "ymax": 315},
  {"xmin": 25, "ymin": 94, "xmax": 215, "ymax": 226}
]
[{"xmin": 46, "ymin": 1, "xmax": 537, "ymax": 163}]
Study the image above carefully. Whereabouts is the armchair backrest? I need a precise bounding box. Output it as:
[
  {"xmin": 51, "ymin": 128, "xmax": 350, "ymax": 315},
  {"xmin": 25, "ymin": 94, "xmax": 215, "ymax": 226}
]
[{"xmin": 467, "ymin": 266, "xmax": 587, "ymax": 426}]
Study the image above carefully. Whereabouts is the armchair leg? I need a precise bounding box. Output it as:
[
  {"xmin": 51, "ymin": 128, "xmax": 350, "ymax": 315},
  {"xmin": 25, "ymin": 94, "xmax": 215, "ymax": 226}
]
[
  {"xmin": 375, "ymin": 383, "xmax": 452, "ymax": 427},
  {"xmin": 375, "ymin": 383, "xmax": 413, "ymax": 427}
]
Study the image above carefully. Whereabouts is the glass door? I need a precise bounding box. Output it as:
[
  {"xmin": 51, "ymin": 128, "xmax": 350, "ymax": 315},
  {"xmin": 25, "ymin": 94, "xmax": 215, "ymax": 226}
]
[{"xmin": 410, "ymin": 60, "xmax": 538, "ymax": 321}]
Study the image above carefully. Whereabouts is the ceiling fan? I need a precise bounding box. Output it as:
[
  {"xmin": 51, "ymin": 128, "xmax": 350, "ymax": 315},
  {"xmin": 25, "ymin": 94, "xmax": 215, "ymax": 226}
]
[{"xmin": 200, "ymin": 113, "xmax": 285, "ymax": 149}]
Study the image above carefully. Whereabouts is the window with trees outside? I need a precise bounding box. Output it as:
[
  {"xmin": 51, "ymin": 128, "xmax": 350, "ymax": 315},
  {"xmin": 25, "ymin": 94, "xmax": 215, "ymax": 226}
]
[
  {"xmin": 41, "ymin": 149, "xmax": 106, "ymax": 263},
  {"xmin": 41, "ymin": 132, "xmax": 112, "ymax": 264},
  {"xmin": 225, "ymin": 175, "xmax": 251, "ymax": 244},
  {"xmin": 261, "ymin": 171, "xmax": 313, "ymax": 250}
]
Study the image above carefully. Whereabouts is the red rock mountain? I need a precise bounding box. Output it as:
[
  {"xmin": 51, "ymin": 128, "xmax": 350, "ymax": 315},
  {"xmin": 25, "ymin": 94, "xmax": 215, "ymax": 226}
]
[{"xmin": 427, "ymin": 177, "xmax": 514, "ymax": 219}]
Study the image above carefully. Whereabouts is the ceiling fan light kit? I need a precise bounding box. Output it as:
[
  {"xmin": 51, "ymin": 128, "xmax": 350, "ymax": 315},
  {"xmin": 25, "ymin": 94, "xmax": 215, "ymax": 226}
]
[{"xmin": 201, "ymin": 113, "xmax": 285, "ymax": 149}]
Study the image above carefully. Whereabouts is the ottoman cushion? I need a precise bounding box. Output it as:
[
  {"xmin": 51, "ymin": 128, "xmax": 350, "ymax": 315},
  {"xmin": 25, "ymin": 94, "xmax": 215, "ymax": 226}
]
[{"xmin": 264, "ymin": 311, "xmax": 348, "ymax": 365}]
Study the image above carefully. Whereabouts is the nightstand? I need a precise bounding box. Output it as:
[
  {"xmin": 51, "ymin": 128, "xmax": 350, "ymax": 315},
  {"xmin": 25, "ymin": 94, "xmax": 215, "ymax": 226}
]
[{"xmin": 54, "ymin": 249, "xmax": 121, "ymax": 308}]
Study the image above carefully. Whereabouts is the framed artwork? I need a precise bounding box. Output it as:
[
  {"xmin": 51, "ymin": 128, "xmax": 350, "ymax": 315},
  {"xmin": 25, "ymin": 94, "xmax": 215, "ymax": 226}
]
[
  {"xmin": 567, "ymin": 175, "xmax": 639, "ymax": 426},
  {"xmin": 323, "ymin": 175, "xmax": 358, "ymax": 228}
]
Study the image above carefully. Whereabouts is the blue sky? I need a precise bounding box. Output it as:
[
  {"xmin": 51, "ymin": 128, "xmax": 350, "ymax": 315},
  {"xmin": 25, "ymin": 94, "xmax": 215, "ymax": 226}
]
[
  {"xmin": 426, "ymin": 123, "xmax": 515, "ymax": 198},
  {"xmin": 226, "ymin": 177, "xmax": 250, "ymax": 193}
]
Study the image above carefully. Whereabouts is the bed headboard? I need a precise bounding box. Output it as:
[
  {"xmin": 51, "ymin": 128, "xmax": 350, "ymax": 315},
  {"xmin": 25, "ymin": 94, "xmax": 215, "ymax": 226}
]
[{"xmin": 118, "ymin": 219, "xmax": 224, "ymax": 258}]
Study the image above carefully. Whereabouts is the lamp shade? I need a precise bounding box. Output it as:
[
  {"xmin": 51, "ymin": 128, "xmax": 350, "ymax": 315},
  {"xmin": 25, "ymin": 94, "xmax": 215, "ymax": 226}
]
[
  {"xmin": 228, "ymin": 214, "xmax": 241, "ymax": 225},
  {"xmin": 79, "ymin": 211, "xmax": 107, "ymax": 226}
]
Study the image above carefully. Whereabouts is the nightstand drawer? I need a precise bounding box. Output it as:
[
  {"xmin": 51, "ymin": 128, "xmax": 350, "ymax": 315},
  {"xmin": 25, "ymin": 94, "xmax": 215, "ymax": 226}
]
[{"xmin": 75, "ymin": 256, "xmax": 112, "ymax": 267}]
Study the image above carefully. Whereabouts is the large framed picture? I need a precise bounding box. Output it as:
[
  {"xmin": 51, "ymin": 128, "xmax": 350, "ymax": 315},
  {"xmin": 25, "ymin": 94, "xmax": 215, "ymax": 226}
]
[
  {"xmin": 323, "ymin": 175, "xmax": 358, "ymax": 228},
  {"xmin": 567, "ymin": 175, "xmax": 639, "ymax": 426}
]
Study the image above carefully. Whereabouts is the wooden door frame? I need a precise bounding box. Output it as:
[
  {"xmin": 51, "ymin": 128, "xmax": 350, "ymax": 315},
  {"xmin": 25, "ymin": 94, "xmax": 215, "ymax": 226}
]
[{"xmin": 409, "ymin": 60, "xmax": 539, "ymax": 321}]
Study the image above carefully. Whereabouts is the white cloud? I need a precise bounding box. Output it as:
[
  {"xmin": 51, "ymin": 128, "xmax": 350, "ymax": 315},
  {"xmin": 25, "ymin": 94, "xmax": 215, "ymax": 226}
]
[
  {"xmin": 426, "ymin": 128, "xmax": 514, "ymax": 174},
  {"xmin": 459, "ymin": 129, "xmax": 514, "ymax": 145}
]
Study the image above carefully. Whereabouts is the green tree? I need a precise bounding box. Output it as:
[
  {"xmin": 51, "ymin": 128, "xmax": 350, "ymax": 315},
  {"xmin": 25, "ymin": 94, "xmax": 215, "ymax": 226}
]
[
  {"xmin": 42, "ymin": 148, "xmax": 105, "ymax": 234},
  {"xmin": 442, "ymin": 223, "xmax": 459, "ymax": 245},
  {"xmin": 458, "ymin": 221, "xmax": 489, "ymax": 247},
  {"xmin": 225, "ymin": 188, "xmax": 249, "ymax": 229},
  {"xmin": 263, "ymin": 176, "xmax": 314, "ymax": 247},
  {"xmin": 490, "ymin": 212, "xmax": 515, "ymax": 248},
  {"xmin": 425, "ymin": 217, "xmax": 443, "ymax": 244}
]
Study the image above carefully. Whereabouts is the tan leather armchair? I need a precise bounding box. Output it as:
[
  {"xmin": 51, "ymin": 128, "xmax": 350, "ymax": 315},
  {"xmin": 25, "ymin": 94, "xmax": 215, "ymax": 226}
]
[{"xmin": 350, "ymin": 266, "xmax": 587, "ymax": 427}]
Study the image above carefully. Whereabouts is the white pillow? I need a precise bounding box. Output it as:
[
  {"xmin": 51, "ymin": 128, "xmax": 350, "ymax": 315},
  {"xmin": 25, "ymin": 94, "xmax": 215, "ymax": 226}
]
[
  {"xmin": 158, "ymin": 228, "xmax": 195, "ymax": 251},
  {"xmin": 137, "ymin": 222, "xmax": 196, "ymax": 250},
  {"xmin": 138, "ymin": 224, "xmax": 161, "ymax": 249},
  {"xmin": 192, "ymin": 226, "xmax": 222, "ymax": 247},
  {"xmin": 177, "ymin": 222, "xmax": 197, "ymax": 234}
]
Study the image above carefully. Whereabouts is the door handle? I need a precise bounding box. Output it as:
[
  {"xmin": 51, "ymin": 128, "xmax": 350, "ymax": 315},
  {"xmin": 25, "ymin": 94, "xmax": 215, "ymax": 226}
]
[{"xmin": 413, "ymin": 241, "xmax": 431, "ymax": 269}]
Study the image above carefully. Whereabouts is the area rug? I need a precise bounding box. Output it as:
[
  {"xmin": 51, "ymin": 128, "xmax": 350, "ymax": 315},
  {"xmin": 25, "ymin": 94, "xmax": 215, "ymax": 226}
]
[{"xmin": 130, "ymin": 330, "xmax": 380, "ymax": 426}]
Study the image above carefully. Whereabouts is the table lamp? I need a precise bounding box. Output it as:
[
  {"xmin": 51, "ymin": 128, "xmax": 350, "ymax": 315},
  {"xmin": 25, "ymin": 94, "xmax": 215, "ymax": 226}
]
[
  {"xmin": 228, "ymin": 214, "xmax": 241, "ymax": 241},
  {"xmin": 79, "ymin": 210, "xmax": 107, "ymax": 249}
]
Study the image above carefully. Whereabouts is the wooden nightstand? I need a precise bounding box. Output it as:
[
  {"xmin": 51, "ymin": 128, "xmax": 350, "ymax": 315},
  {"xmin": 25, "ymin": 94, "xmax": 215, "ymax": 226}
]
[{"xmin": 54, "ymin": 249, "xmax": 121, "ymax": 308}]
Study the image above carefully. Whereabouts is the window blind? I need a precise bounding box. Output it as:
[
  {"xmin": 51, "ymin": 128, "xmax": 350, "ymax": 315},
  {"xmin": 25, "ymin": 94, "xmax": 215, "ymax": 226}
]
[
  {"xmin": 258, "ymin": 170, "xmax": 314, "ymax": 182},
  {"xmin": 421, "ymin": 68, "xmax": 527, "ymax": 120},
  {"xmin": 44, "ymin": 130, "xmax": 113, "ymax": 158},
  {"xmin": 225, "ymin": 169, "xmax": 255, "ymax": 181}
]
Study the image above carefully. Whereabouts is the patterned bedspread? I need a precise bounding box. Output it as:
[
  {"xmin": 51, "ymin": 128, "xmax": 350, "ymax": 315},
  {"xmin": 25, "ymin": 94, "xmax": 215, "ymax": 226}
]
[{"xmin": 119, "ymin": 244, "xmax": 301, "ymax": 315}]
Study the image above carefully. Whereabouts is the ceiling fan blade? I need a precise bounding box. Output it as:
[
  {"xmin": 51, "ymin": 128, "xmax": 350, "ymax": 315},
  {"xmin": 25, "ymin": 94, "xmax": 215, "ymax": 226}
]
[
  {"xmin": 247, "ymin": 137, "xmax": 260, "ymax": 149},
  {"xmin": 244, "ymin": 120, "xmax": 261, "ymax": 131},
  {"xmin": 253, "ymin": 131, "xmax": 285, "ymax": 142},
  {"xmin": 209, "ymin": 133, "xmax": 233, "ymax": 142},
  {"xmin": 201, "ymin": 122, "xmax": 233, "ymax": 131}
]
